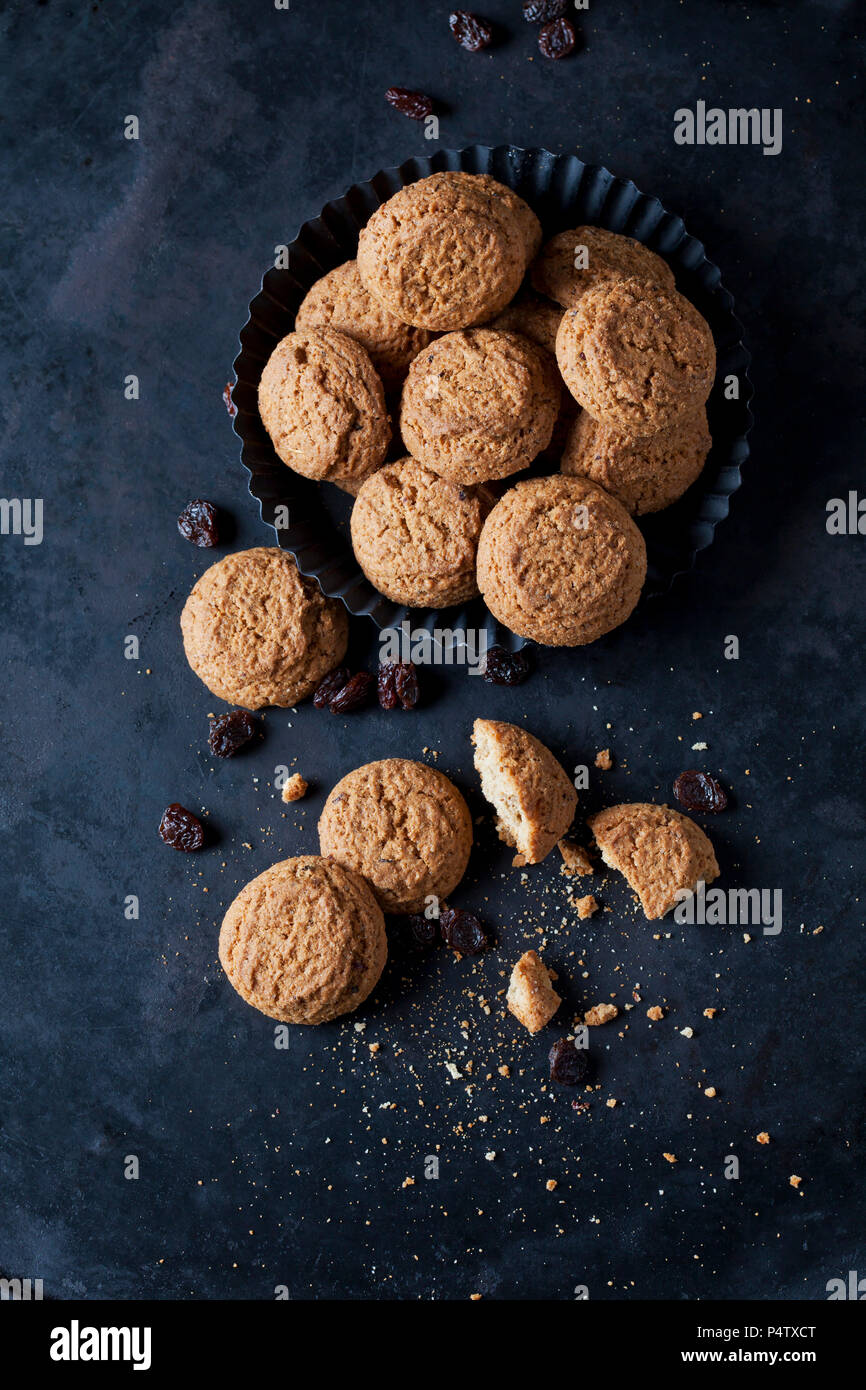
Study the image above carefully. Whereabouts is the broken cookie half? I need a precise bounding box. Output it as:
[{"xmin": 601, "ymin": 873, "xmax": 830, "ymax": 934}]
[
  {"xmin": 472, "ymin": 718, "xmax": 577, "ymax": 865},
  {"xmin": 588, "ymin": 802, "xmax": 719, "ymax": 920}
]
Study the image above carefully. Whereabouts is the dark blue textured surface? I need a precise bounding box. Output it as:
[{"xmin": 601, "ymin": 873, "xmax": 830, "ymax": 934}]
[{"xmin": 0, "ymin": 0, "xmax": 864, "ymax": 1301}]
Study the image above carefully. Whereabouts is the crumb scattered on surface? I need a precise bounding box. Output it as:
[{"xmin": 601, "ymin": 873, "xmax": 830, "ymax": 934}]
[
  {"xmin": 584, "ymin": 1002, "xmax": 618, "ymax": 1027},
  {"xmin": 572, "ymin": 893, "xmax": 598, "ymax": 919},
  {"xmin": 703, "ymin": 1007, "xmax": 717, "ymax": 1018},
  {"xmin": 595, "ymin": 748, "xmax": 613, "ymax": 770},
  {"xmin": 647, "ymin": 1005, "xmax": 664, "ymax": 1020},
  {"xmin": 558, "ymin": 839, "xmax": 595, "ymax": 876},
  {"xmin": 281, "ymin": 773, "xmax": 308, "ymax": 803},
  {"xmin": 545, "ymin": 1178, "xmax": 558, "ymax": 1191},
  {"xmin": 757, "ymin": 1131, "xmax": 770, "ymax": 1145},
  {"xmin": 789, "ymin": 1174, "xmax": 802, "ymax": 1188},
  {"xmin": 663, "ymin": 1152, "xmax": 678, "ymax": 1164}
]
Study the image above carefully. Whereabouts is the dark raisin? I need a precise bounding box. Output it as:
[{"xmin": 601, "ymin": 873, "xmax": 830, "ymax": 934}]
[
  {"xmin": 208, "ymin": 709, "xmax": 258, "ymax": 758},
  {"xmin": 406, "ymin": 913, "xmax": 438, "ymax": 948},
  {"xmin": 449, "ymin": 10, "xmax": 493, "ymax": 50},
  {"xmin": 482, "ymin": 644, "xmax": 530, "ymax": 685},
  {"xmin": 523, "ymin": 0, "xmax": 567, "ymax": 20},
  {"xmin": 223, "ymin": 382, "xmax": 237, "ymax": 417},
  {"xmin": 159, "ymin": 803, "xmax": 205, "ymax": 851},
  {"xmin": 538, "ymin": 16, "xmax": 576, "ymax": 57},
  {"xmin": 440, "ymin": 907, "xmax": 489, "ymax": 956},
  {"xmin": 673, "ymin": 770, "xmax": 729, "ymax": 814},
  {"xmin": 312, "ymin": 666, "xmax": 352, "ymax": 710},
  {"xmin": 394, "ymin": 661, "xmax": 420, "ymax": 709},
  {"xmin": 329, "ymin": 671, "xmax": 375, "ymax": 713},
  {"xmin": 377, "ymin": 662, "xmax": 399, "ymax": 710},
  {"xmin": 549, "ymin": 1037, "xmax": 589, "ymax": 1086},
  {"xmin": 385, "ymin": 87, "xmax": 434, "ymax": 120},
  {"xmin": 178, "ymin": 499, "xmax": 219, "ymax": 547}
]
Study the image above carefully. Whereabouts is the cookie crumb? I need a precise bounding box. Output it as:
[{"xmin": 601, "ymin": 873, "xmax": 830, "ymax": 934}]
[
  {"xmin": 584, "ymin": 1002, "xmax": 618, "ymax": 1027},
  {"xmin": 558, "ymin": 838, "xmax": 595, "ymax": 876},
  {"xmin": 703, "ymin": 1007, "xmax": 717, "ymax": 1018},
  {"xmin": 757, "ymin": 1131, "xmax": 770, "ymax": 1145},
  {"xmin": 281, "ymin": 773, "xmax": 308, "ymax": 803},
  {"xmin": 646, "ymin": 1005, "xmax": 664, "ymax": 1021},
  {"xmin": 663, "ymin": 1152, "xmax": 678, "ymax": 1164},
  {"xmin": 545, "ymin": 1179, "xmax": 558, "ymax": 1191},
  {"xmin": 606, "ymin": 1097, "xmax": 617, "ymax": 1109},
  {"xmin": 595, "ymin": 748, "xmax": 613, "ymax": 770},
  {"xmin": 704, "ymin": 1086, "xmax": 717, "ymax": 1097},
  {"xmin": 572, "ymin": 893, "xmax": 598, "ymax": 919},
  {"xmin": 789, "ymin": 1174, "xmax": 802, "ymax": 1188}
]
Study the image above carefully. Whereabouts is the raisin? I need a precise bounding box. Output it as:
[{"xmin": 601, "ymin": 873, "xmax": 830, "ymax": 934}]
[
  {"xmin": 449, "ymin": 10, "xmax": 493, "ymax": 50},
  {"xmin": 312, "ymin": 666, "xmax": 352, "ymax": 710},
  {"xmin": 406, "ymin": 913, "xmax": 438, "ymax": 949},
  {"xmin": 523, "ymin": 0, "xmax": 566, "ymax": 20},
  {"xmin": 385, "ymin": 87, "xmax": 434, "ymax": 120},
  {"xmin": 394, "ymin": 662, "xmax": 420, "ymax": 709},
  {"xmin": 223, "ymin": 382, "xmax": 237, "ymax": 417},
  {"xmin": 159, "ymin": 803, "xmax": 205, "ymax": 851},
  {"xmin": 538, "ymin": 16, "xmax": 577, "ymax": 57},
  {"xmin": 482, "ymin": 644, "xmax": 530, "ymax": 685},
  {"xmin": 673, "ymin": 770, "xmax": 729, "ymax": 814},
  {"xmin": 329, "ymin": 671, "xmax": 375, "ymax": 713},
  {"xmin": 440, "ymin": 907, "xmax": 490, "ymax": 956},
  {"xmin": 549, "ymin": 1037, "xmax": 589, "ymax": 1086},
  {"xmin": 178, "ymin": 499, "xmax": 219, "ymax": 547},
  {"xmin": 208, "ymin": 709, "xmax": 258, "ymax": 758},
  {"xmin": 377, "ymin": 662, "xmax": 399, "ymax": 710}
]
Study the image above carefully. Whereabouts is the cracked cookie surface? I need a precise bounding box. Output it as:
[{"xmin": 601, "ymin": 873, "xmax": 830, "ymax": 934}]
[
  {"xmin": 531, "ymin": 225, "xmax": 675, "ymax": 308},
  {"xmin": 180, "ymin": 547, "xmax": 349, "ymax": 709},
  {"xmin": 555, "ymin": 276, "xmax": 716, "ymax": 435},
  {"xmin": 258, "ymin": 326, "xmax": 391, "ymax": 485},
  {"xmin": 318, "ymin": 758, "xmax": 473, "ymax": 913},
  {"xmin": 476, "ymin": 475, "xmax": 646, "ymax": 646},
  {"xmin": 219, "ymin": 855, "xmax": 386, "ymax": 1023},
  {"xmin": 561, "ymin": 407, "xmax": 712, "ymax": 514}
]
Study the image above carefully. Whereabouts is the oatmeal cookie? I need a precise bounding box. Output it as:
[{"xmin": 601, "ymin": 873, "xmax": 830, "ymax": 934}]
[
  {"xmin": 556, "ymin": 276, "xmax": 716, "ymax": 434},
  {"xmin": 318, "ymin": 758, "xmax": 473, "ymax": 913},
  {"xmin": 561, "ymin": 407, "xmax": 712, "ymax": 514},
  {"xmin": 218, "ymin": 856, "xmax": 386, "ymax": 1024},
  {"xmin": 531, "ymin": 225, "xmax": 675, "ymax": 308},
  {"xmin": 476, "ymin": 476, "xmax": 647, "ymax": 646},
  {"xmin": 357, "ymin": 171, "xmax": 541, "ymax": 330},
  {"xmin": 180, "ymin": 547, "xmax": 348, "ymax": 709},
  {"xmin": 350, "ymin": 457, "xmax": 492, "ymax": 607},
  {"xmin": 489, "ymin": 288, "xmax": 563, "ymax": 355},
  {"xmin": 400, "ymin": 329, "xmax": 560, "ymax": 485},
  {"xmin": 472, "ymin": 718, "xmax": 577, "ymax": 865},
  {"xmin": 588, "ymin": 802, "xmax": 719, "ymax": 920},
  {"xmin": 258, "ymin": 327, "xmax": 390, "ymax": 486},
  {"xmin": 295, "ymin": 260, "xmax": 432, "ymax": 390}
]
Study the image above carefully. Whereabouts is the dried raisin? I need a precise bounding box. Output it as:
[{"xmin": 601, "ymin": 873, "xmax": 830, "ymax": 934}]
[
  {"xmin": 159, "ymin": 803, "xmax": 205, "ymax": 851},
  {"xmin": 406, "ymin": 913, "xmax": 438, "ymax": 949},
  {"xmin": 440, "ymin": 907, "xmax": 490, "ymax": 956},
  {"xmin": 208, "ymin": 709, "xmax": 258, "ymax": 758},
  {"xmin": 313, "ymin": 667, "xmax": 352, "ymax": 710},
  {"xmin": 449, "ymin": 10, "xmax": 493, "ymax": 50},
  {"xmin": 523, "ymin": 0, "xmax": 567, "ymax": 20},
  {"xmin": 482, "ymin": 644, "xmax": 530, "ymax": 685},
  {"xmin": 178, "ymin": 499, "xmax": 219, "ymax": 547},
  {"xmin": 548, "ymin": 1037, "xmax": 589, "ymax": 1086},
  {"xmin": 385, "ymin": 87, "xmax": 434, "ymax": 120},
  {"xmin": 329, "ymin": 671, "xmax": 375, "ymax": 713},
  {"xmin": 378, "ymin": 661, "xmax": 420, "ymax": 709},
  {"xmin": 538, "ymin": 16, "xmax": 576, "ymax": 57},
  {"xmin": 673, "ymin": 770, "xmax": 729, "ymax": 814}
]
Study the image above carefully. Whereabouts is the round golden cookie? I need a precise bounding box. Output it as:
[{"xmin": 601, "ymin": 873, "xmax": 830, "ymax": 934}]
[
  {"xmin": 531, "ymin": 226, "xmax": 675, "ymax": 308},
  {"xmin": 295, "ymin": 260, "xmax": 432, "ymax": 390},
  {"xmin": 350, "ymin": 457, "xmax": 492, "ymax": 607},
  {"xmin": 357, "ymin": 171, "xmax": 541, "ymax": 331},
  {"xmin": 588, "ymin": 803, "xmax": 719, "ymax": 920},
  {"xmin": 561, "ymin": 407, "xmax": 712, "ymax": 515},
  {"xmin": 488, "ymin": 288, "xmax": 563, "ymax": 355},
  {"xmin": 258, "ymin": 327, "xmax": 391, "ymax": 486},
  {"xmin": 180, "ymin": 547, "xmax": 348, "ymax": 709},
  {"xmin": 556, "ymin": 276, "xmax": 716, "ymax": 435},
  {"xmin": 219, "ymin": 856, "xmax": 387, "ymax": 1024},
  {"xmin": 400, "ymin": 329, "xmax": 560, "ymax": 485},
  {"xmin": 476, "ymin": 476, "xmax": 647, "ymax": 647},
  {"xmin": 318, "ymin": 758, "xmax": 473, "ymax": 914}
]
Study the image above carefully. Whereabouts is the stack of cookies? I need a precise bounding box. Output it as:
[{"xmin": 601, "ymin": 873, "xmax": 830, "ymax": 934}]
[{"xmin": 257, "ymin": 172, "xmax": 716, "ymax": 648}]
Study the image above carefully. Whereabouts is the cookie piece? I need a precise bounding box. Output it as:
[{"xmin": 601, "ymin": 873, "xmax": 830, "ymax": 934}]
[
  {"xmin": 357, "ymin": 171, "xmax": 541, "ymax": 331},
  {"xmin": 350, "ymin": 457, "xmax": 492, "ymax": 607},
  {"xmin": 318, "ymin": 758, "xmax": 473, "ymax": 913},
  {"xmin": 588, "ymin": 802, "xmax": 719, "ymax": 920},
  {"xmin": 400, "ymin": 329, "xmax": 560, "ymax": 485},
  {"xmin": 472, "ymin": 718, "xmax": 577, "ymax": 865},
  {"xmin": 561, "ymin": 408, "xmax": 712, "ymax": 514},
  {"xmin": 476, "ymin": 476, "xmax": 647, "ymax": 646},
  {"xmin": 258, "ymin": 327, "xmax": 391, "ymax": 486},
  {"xmin": 507, "ymin": 950, "xmax": 561, "ymax": 1033},
  {"xmin": 295, "ymin": 260, "xmax": 432, "ymax": 390},
  {"xmin": 180, "ymin": 547, "xmax": 349, "ymax": 709},
  {"xmin": 556, "ymin": 276, "xmax": 716, "ymax": 435},
  {"xmin": 531, "ymin": 225, "xmax": 675, "ymax": 308},
  {"xmin": 489, "ymin": 288, "xmax": 563, "ymax": 355},
  {"xmin": 219, "ymin": 856, "xmax": 386, "ymax": 1024}
]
